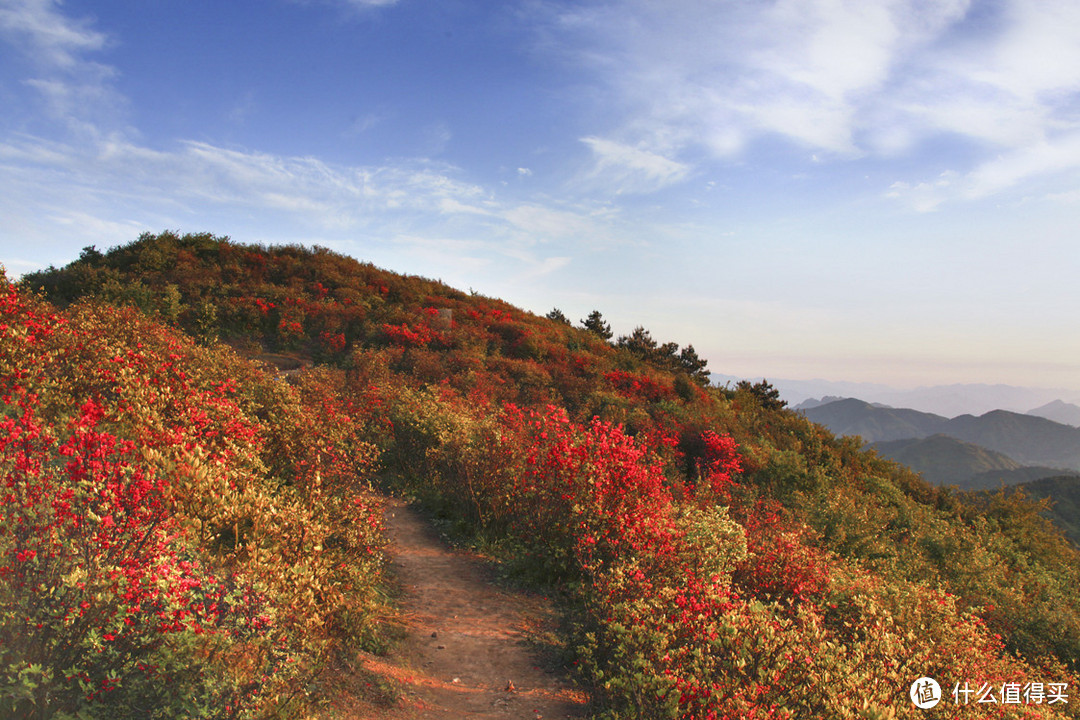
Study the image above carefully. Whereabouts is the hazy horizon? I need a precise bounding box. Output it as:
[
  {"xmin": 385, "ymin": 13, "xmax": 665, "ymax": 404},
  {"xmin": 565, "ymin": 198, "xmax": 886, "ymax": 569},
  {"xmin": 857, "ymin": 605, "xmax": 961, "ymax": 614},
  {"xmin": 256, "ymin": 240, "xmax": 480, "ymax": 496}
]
[{"xmin": 2, "ymin": 1, "xmax": 1079, "ymax": 391}]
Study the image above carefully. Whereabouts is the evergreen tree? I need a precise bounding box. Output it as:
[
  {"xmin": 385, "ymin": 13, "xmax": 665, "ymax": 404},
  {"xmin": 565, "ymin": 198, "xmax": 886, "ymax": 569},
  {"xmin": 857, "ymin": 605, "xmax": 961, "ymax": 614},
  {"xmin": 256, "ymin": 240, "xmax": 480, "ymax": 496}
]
[
  {"xmin": 616, "ymin": 326, "xmax": 658, "ymax": 356},
  {"xmin": 546, "ymin": 308, "xmax": 572, "ymax": 325},
  {"xmin": 618, "ymin": 326, "xmax": 712, "ymax": 386},
  {"xmin": 679, "ymin": 344, "xmax": 711, "ymax": 386},
  {"xmin": 736, "ymin": 379, "xmax": 786, "ymax": 410},
  {"xmin": 581, "ymin": 310, "xmax": 613, "ymax": 340}
]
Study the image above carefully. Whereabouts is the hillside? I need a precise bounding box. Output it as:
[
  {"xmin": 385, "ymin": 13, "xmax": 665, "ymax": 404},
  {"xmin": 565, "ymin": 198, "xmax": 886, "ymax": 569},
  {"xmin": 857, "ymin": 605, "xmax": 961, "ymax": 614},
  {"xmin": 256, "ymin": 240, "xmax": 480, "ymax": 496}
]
[
  {"xmin": 798, "ymin": 397, "xmax": 948, "ymax": 441},
  {"xmin": 947, "ymin": 410, "xmax": 1080, "ymax": 469},
  {"xmin": 1011, "ymin": 476, "xmax": 1080, "ymax": 547},
  {"xmin": 9, "ymin": 232, "xmax": 1080, "ymax": 720},
  {"xmin": 0, "ymin": 278, "xmax": 386, "ymax": 718},
  {"xmin": 871, "ymin": 434, "xmax": 1024, "ymax": 487}
]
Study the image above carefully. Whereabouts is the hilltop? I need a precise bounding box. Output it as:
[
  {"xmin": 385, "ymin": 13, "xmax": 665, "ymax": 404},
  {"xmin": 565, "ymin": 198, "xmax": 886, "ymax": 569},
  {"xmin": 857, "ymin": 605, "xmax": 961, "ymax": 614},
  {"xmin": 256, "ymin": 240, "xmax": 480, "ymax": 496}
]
[{"xmin": 7, "ymin": 232, "xmax": 1080, "ymax": 719}]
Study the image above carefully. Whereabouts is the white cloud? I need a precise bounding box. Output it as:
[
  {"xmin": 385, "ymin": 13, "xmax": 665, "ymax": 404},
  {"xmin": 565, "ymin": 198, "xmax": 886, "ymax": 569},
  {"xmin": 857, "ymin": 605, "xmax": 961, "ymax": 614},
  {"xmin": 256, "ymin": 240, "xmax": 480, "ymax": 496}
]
[
  {"xmin": 341, "ymin": 0, "xmax": 399, "ymax": 7},
  {"xmin": 0, "ymin": 0, "xmax": 126, "ymax": 135},
  {"xmin": 546, "ymin": 0, "xmax": 971, "ymax": 157},
  {"xmin": 0, "ymin": 0, "xmax": 107, "ymax": 68},
  {"xmin": 964, "ymin": 135, "xmax": 1080, "ymax": 198},
  {"xmin": 885, "ymin": 172, "xmax": 957, "ymax": 213},
  {"xmin": 0, "ymin": 129, "xmax": 631, "ymax": 286},
  {"xmin": 502, "ymin": 202, "xmax": 619, "ymax": 246},
  {"xmin": 543, "ymin": 0, "xmax": 1080, "ymax": 205},
  {"xmin": 438, "ymin": 197, "xmax": 494, "ymax": 216},
  {"xmin": 579, "ymin": 136, "xmax": 689, "ymax": 194},
  {"xmin": 886, "ymin": 133, "xmax": 1080, "ymax": 210},
  {"xmin": 969, "ymin": 2, "xmax": 1080, "ymax": 102},
  {"xmin": 0, "ymin": 132, "xmax": 485, "ymax": 228}
]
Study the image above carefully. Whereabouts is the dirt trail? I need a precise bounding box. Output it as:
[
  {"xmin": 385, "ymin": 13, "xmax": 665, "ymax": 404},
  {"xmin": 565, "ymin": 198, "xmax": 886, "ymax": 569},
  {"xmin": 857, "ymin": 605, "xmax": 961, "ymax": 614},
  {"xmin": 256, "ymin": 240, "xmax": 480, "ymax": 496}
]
[{"xmin": 344, "ymin": 498, "xmax": 588, "ymax": 719}]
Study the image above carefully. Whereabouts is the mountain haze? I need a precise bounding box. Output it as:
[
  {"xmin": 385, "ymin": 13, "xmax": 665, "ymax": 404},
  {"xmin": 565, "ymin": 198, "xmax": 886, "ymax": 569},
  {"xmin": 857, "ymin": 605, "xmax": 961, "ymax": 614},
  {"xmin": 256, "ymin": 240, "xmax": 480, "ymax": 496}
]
[
  {"xmin": 803, "ymin": 398, "xmax": 1080, "ymax": 472},
  {"xmin": 871, "ymin": 435, "xmax": 1023, "ymax": 488},
  {"xmin": 946, "ymin": 410, "xmax": 1080, "ymax": 470},
  {"xmin": 722, "ymin": 375, "xmax": 1080, "ymax": 417},
  {"xmin": 798, "ymin": 397, "xmax": 948, "ymax": 442},
  {"xmin": 1028, "ymin": 399, "xmax": 1080, "ymax": 427}
]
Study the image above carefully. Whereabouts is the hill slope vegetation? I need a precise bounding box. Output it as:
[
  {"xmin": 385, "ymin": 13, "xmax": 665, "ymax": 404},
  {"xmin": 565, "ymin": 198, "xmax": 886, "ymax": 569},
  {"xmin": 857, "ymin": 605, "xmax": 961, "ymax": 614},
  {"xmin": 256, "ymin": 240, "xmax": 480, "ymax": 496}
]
[
  {"xmin": 0, "ymin": 280, "xmax": 385, "ymax": 718},
  {"xmin": 10, "ymin": 231, "xmax": 1080, "ymax": 719}
]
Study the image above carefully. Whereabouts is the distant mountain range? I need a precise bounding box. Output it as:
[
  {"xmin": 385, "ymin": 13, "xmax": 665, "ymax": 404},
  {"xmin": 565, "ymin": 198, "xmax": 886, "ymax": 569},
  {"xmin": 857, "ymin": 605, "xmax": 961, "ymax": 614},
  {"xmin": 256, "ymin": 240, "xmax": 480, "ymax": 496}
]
[
  {"xmin": 798, "ymin": 397, "xmax": 1080, "ymax": 487},
  {"xmin": 870, "ymin": 435, "xmax": 1022, "ymax": 489},
  {"xmin": 795, "ymin": 395, "xmax": 1080, "ymax": 546},
  {"xmin": 797, "ymin": 397, "xmax": 949, "ymax": 442},
  {"xmin": 1028, "ymin": 400, "xmax": 1080, "ymax": 427},
  {"xmin": 869, "ymin": 435, "xmax": 1079, "ymax": 490},
  {"xmin": 713, "ymin": 375, "xmax": 1080, "ymax": 418}
]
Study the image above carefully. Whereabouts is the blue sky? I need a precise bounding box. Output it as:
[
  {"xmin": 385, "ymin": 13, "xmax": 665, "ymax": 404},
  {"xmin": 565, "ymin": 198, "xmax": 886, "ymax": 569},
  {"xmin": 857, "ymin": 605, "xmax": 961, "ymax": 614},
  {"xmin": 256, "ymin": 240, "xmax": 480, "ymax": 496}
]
[{"xmin": 2, "ymin": 0, "xmax": 1080, "ymax": 391}]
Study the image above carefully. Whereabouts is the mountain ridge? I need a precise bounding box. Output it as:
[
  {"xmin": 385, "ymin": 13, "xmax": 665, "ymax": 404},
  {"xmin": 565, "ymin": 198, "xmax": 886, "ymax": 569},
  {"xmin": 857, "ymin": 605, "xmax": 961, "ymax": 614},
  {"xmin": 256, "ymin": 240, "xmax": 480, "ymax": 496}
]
[
  {"xmin": 870, "ymin": 434, "xmax": 1023, "ymax": 488},
  {"xmin": 719, "ymin": 373, "xmax": 1080, "ymax": 417},
  {"xmin": 801, "ymin": 397, "xmax": 1080, "ymax": 472}
]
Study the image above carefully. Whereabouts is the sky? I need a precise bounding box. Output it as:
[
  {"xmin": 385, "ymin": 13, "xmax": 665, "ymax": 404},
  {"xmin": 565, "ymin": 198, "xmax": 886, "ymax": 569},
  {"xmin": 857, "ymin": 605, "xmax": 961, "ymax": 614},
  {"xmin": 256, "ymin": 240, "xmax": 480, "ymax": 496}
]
[{"xmin": 2, "ymin": 0, "xmax": 1080, "ymax": 392}]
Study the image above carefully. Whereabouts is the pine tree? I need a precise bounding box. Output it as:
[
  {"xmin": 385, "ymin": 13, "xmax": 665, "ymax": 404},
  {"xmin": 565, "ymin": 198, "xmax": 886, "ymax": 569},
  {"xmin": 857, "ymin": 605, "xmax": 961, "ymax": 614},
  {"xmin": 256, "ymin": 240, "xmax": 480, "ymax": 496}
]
[
  {"xmin": 546, "ymin": 308, "xmax": 572, "ymax": 325},
  {"xmin": 581, "ymin": 310, "xmax": 613, "ymax": 340},
  {"xmin": 679, "ymin": 345, "xmax": 711, "ymax": 386}
]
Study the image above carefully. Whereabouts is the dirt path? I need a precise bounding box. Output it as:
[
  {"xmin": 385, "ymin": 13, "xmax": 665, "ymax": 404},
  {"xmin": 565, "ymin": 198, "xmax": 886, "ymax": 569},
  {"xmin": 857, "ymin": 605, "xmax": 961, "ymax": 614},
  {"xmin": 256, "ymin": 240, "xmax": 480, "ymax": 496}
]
[{"xmin": 339, "ymin": 498, "xmax": 589, "ymax": 719}]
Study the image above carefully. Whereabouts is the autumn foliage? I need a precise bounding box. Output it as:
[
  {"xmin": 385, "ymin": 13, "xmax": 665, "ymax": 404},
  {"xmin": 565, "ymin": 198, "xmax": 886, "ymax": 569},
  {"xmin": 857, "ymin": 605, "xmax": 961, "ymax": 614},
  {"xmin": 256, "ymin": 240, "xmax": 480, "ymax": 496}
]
[
  {"xmin": 12, "ymin": 233, "xmax": 1080, "ymax": 719},
  {"xmin": 0, "ymin": 282, "xmax": 384, "ymax": 718}
]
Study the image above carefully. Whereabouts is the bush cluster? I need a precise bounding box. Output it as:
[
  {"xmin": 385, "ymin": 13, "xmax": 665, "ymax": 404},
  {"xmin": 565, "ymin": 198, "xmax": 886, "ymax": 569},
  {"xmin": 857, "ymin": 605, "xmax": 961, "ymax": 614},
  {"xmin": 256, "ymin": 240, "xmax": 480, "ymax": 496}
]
[
  {"xmin": 0, "ymin": 282, "xmax": 385, "ymax": 719},
  {"xmin": 16, "ymin": 234, "xmax": 1080, "ymax": 719}
]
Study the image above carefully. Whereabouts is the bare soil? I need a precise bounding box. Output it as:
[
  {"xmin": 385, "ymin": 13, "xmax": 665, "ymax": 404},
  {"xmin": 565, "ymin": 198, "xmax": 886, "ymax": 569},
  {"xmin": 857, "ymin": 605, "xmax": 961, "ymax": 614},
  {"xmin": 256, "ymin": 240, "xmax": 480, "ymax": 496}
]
[{"xmin": 322, "ymin": 498, "xmax": 588, "ymax": 719}]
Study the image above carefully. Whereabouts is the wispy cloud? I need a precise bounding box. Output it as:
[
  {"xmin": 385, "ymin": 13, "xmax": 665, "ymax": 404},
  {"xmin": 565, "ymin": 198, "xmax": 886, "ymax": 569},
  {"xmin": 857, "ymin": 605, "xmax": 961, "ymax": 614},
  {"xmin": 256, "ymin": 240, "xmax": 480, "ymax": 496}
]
[
  {"xmin": 0, "ymin": 0, "xmax": 107, "ymax": 68},
  {"xmin": 544, "ymin": 0, "xmax": 969, "ymax": 156},
  {"xmin": 541, "ymin": 0, "xmax": 1080, "ymax": 205},
  {"xmin": 340, "ymin": 0, "xmax": 400, "ymax": 7},
  {"xmin": 885, "ymin": 173, "xmax": 958, "ymax": 213},
  {"xmin": 0, "ymin": 0, "xmax": 126, "ymax": 135},
  {"xmin": 0, "ymin": 128, "xmax": 633, "ymax": 280},
  {"xmin": 502, "ymin": 202, "xmax": 614, "ymax": 245},
  {"xmin": 0, "ymin": 133, "xmax": 499, "ymax": 225},
  {"xmin": 579, "ymin": 136, "xmax": 689, "ymax": 194},
  {"xmin": 887, "ymin": 132, "xmax": 1080, "ymax": 211},
  {"xmin": 0, "ymin": 0, "xmax": 621, "ymax": 276}
]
